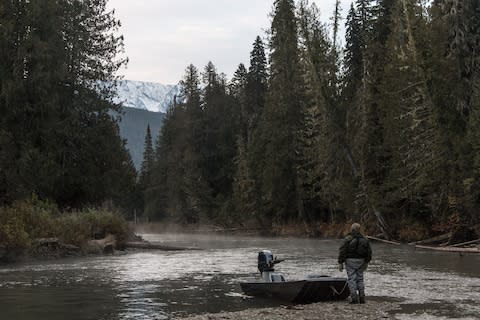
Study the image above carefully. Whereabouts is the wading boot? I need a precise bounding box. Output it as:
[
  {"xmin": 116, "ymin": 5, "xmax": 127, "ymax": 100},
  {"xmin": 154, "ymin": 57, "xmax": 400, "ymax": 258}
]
[
  {"xmin": 349, "ymin": 293, "xmax": 359, "ymax": 304},
  {"xmin": 359, "ymin": 290, "xmax": 366, "ymax": 304}
]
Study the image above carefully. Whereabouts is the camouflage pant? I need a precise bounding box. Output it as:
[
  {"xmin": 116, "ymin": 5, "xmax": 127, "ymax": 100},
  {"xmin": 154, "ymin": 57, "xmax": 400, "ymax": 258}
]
[{"xmin": 345, "ymin": 258, "xmax": 366, "ymax": 297}]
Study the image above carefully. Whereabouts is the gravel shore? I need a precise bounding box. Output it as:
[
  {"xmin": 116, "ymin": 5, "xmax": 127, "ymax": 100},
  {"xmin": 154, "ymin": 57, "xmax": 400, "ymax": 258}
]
[{"xmin": 176, "ymin": 301, "xmax": 400, "ymax": 320}]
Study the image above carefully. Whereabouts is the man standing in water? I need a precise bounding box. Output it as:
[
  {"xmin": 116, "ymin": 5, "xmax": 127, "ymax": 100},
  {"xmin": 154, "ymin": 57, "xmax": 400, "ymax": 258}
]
[{"xmin": 338, "ymin": 223, "xmax": 372, "ymax": 304}]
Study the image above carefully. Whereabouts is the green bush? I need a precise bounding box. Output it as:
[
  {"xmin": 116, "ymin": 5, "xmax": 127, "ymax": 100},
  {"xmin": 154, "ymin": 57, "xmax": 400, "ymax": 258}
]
[
  {"xmin": 0, "ymin": 198, "xmax": 57, "ymax": 254},
  {"xmin": 0, "ymin": 209, "xmax": 30, "ymax": 254},
  {"xmin": 0, "ymin": 198, "xmax": 132, "ymax": 260},
  {"xmin": 57, "ymin": 209, "xmax": 131, "ymax": 247}
]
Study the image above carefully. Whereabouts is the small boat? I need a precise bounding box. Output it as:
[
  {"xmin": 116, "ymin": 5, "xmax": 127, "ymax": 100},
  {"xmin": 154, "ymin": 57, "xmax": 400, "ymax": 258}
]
[{"xmin": 240, "ymin": 250, "xmax": 349, "ymax": 303}]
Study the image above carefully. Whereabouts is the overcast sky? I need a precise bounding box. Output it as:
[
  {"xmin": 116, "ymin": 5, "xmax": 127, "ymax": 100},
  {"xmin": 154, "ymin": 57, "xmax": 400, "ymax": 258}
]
[{"xmin": 107, "ymin": 0, "xmax": 352, "ymax": 85}]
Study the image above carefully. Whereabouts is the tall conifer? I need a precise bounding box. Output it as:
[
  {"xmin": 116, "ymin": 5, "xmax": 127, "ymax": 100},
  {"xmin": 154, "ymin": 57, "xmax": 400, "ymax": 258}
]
[{"xmin": 259, "ymin": 0, "xmax": 302, "ymax": 223}]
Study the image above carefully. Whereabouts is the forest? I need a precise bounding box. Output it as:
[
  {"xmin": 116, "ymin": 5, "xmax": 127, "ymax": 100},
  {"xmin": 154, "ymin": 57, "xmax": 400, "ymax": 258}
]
[
  {"xmin": 1, "ymin": 0, "xmax": 480, "ymax": 243},
  {"xmin": 139, "ymin": 0, "xmax": 480, "ymax": 239},
  {"xmin": 0, "ymin": 0, "xmax": 137, "ymax": 211},
  {"xmin": 0, "ymin": 0, "xmax": 137, "ymax": 256}
]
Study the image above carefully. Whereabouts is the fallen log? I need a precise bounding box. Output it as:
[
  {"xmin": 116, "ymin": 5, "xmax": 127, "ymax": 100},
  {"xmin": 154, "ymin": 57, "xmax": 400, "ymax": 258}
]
[
  {"xmin": 366, "ymin": 236, "xmax": 401, "ymax": 245},
  {"xmin": 408, "ymin": 233, "xmax": 452, "ymax": 246},
  {"xmin": 87, "ymin": 234, "xmax": 116, "ymax": 254},
  {"xmin": 34, "ymin": 238, "xmax": 60, "ymax": 245},
  {"xmin": 125, "ymin": 242, "xmax": 201, "ymax": 251},
  {"xmin": 415, "ymin": 245, "xmax": 480, "ymax": 253},
  {"xmin": 189, "ymin": 227, "xmax": 264, "ymax": 234},
  {"xmin": 33, "ymin": 238, "xmax": 81, "ymax": 257},
  {"xmin": 449, "ymin": 238, "xmax": 480, "ymax": 248}
]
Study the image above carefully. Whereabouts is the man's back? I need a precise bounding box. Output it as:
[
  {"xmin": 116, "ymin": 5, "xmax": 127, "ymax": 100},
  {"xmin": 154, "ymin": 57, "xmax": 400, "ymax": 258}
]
[{"xmin": 338, "ymin": 231, "xmax": 372, "ymax": 263}]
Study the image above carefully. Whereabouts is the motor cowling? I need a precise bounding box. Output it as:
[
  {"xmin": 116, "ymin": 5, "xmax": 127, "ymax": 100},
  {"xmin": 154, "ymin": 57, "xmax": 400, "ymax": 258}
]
[{"xmin": 258, "ymin": 250, "xmax": 275, "ymax": 273}]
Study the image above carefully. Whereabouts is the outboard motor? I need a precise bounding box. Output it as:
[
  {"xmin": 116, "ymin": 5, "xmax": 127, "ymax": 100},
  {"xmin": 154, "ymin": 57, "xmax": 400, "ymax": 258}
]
[{"xmin": 258, "ymin": 250, "xmax": 286, "ymax": 282}]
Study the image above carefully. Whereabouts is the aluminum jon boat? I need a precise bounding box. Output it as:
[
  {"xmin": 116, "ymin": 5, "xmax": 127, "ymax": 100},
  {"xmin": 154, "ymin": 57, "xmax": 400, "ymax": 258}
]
[{"xmin": 240, "ymin": 250, "xmax": 349, "ymax": 303}]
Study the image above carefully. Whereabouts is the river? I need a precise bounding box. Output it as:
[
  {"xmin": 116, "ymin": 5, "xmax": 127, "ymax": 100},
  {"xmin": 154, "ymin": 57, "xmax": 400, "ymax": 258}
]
[{"xmin": 0, "ymin": 233, "xmax": 479, "ymax": 320}]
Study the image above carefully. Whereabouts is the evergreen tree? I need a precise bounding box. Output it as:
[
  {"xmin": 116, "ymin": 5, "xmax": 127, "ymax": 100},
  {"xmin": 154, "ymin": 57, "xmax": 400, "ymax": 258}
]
[
  {"xmin": 344, "ymin": 4, "xmax": 362, "ymax": 92},
  {"xmin": 139, "ymin": 124, "xmax": 154, "ymax": 188},
  {"xmin": 429, "ymin": 0, "xmax": 480, "ymax": 222},
  {"xmin": 379, "ymin": 0, "xmax": 442, "ymax": 223},
  {"xmin": 146, "ymin": 105, "xmax": 183, "ymax": 220},
  {"xmin": 259, "ymin": 0, "xmax": 302, "ymax": 223},
  {"xmin": 246, "ymin": 36, "xmax": 268, "ymax": 139},
  {"xmin": 200, "ymin": 62, "xmax": 238, "ymax": 222},
  {"xmin": 296, "ymin": 0, "xmax": 334, "ymax": 222},
  {"xmin": 137, "ymin": 0, "xmax": 480, "ymax": 232},
  {"xmin": 231, "ymin": 37, "xmax": 268, "ymax": 226},
  {"xmin": 231, "ymin": 136, "xmax": 257, "ymax": 225},
  {"xmin": 138, "ymin": 124, "xmax": 154, "ymax": 216},
  {"xmin": 354, "ymin": 0, "xmax": 394, "ymax": 226},
  {"xmin": 230, "ymin": 63, "xmax": 248, "ymax": 140},
  {"xmin": 0, "ymin": 0, "xmax": 132, "ymax": 208}
]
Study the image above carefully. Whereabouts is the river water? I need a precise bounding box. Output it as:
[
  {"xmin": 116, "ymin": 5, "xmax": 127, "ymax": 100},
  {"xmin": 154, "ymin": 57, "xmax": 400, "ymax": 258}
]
[{"xmin": 0, "ymin": 233, "xmax": 479, "ymax": 320}]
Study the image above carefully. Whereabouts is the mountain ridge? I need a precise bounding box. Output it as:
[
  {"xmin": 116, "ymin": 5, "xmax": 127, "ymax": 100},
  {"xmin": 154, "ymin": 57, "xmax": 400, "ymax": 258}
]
[
  {"xmin": 112, "ymin": 80, "xmax": 179, "ymax": 170},
  {"xmin": 114, "ymin": 79, "xmax": 181, "ymax": 113}
]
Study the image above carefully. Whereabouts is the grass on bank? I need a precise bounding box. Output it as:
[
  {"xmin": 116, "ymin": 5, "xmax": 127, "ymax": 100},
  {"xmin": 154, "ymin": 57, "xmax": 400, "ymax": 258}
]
[{"xmin": 0, "ymin": 198, "xmax": 131, "ymax": 260}]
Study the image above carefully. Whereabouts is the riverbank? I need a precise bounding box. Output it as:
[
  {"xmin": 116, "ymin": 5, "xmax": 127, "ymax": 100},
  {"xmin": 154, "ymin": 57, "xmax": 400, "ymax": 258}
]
[
  {"xmin": 176, "ymin": 301, "xmax": 400, "ymax": 320},
  {"xmin": 135, "ymin": 220, "xmax": 480, "ymax": 245},
  {"xmin": 0, "ymin": 198, "xmax": 132, "ymax": 263}
]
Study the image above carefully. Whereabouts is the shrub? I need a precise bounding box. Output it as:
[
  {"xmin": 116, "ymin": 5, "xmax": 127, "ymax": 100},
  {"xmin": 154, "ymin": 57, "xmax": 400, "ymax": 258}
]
[
  {"xmin": 0, "ymin": 198, "xmax": 57, "ymax": 248},
  {"xmin": 57, "ymin": 209, "xmax": 131, "ymax": 248},
  {"xmin": 0, "ymin": 198, "xmax": 132, "ymax": 260}
]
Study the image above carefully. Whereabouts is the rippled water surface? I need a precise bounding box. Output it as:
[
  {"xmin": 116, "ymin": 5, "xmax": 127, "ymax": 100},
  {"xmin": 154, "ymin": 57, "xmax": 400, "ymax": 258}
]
[{"xmin": 0, "ymin": 233, "xmax": 479, "ymax": 319}]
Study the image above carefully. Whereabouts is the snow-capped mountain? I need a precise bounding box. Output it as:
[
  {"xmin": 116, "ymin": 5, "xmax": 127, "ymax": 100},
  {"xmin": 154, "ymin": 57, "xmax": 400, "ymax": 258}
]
[{"xmin": 114, "ymin": 80, "xmax": 181, "ymax": 113}]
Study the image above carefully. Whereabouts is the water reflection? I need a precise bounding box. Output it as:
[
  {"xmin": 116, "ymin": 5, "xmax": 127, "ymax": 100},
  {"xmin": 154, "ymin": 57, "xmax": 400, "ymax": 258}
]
[{"xmin": 0, "ymin": 233, "xmax": 478, "ymax": 320}]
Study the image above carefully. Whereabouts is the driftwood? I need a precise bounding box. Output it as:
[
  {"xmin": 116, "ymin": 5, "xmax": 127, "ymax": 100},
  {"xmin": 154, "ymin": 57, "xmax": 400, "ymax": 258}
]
[
  {"xmin": 189, "ymin": 227, "xmax": 264, "ymax": 234},
  {"xmin": 32, "ymin": 238, "xmax": 81, "ymax": 257},
  {"xmin": 408, "ymin": 233, "xmax": 452, "ymax": 246},
  {"xmin": 449, "ymin": 238, "xmax": 480, "ymax": 247},
  {"xmin": 125, "ymin": 241, "xmax": 201, "ymax": 251},
  {"xmin": 366, "ymin": 236, "xmax": 401, "ymax": 245},
  {"xmin": 87, "ymin": 234, "xmax": 116, "ymax": 254},
  {"xmin": 34, "ymin": 238, "xmax": 60, "ymax": 245},
  {"xmin": 415, "ymin": 245, "xmax": 480, "ymax": 253}
]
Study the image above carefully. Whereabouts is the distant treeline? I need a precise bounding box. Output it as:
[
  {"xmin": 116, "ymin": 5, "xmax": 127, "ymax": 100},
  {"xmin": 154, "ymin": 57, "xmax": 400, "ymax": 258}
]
[
  {"xmin": 0, "ymin": 0, "xmax": 137, "ymax": 214},
  {"xmin": 140, "ymin": 0, "xmax": 480, "ymax": 237}
]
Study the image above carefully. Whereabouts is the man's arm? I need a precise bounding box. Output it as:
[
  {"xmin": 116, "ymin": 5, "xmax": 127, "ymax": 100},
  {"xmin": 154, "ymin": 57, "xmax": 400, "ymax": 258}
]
[
  {"xmin": 365, "ymin": 241, "xmax": 372, "ymax": 263},
  {"xmin": 338, "ymin": 236, "xmax": 351, "ymax": 264}
]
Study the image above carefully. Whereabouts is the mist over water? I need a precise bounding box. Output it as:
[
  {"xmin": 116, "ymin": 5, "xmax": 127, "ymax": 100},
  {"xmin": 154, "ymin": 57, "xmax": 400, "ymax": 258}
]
[{"xmin": 0, "ymin": 233, "xmax": 479, "ymax": 320}]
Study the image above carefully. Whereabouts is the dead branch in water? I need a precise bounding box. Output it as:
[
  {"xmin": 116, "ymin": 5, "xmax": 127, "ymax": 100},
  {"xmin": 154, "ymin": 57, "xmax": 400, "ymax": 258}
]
[
  {"xmin": 415, "ymin": 245, "xmax": 479, "ymax": 253},
  {"xmin": 449, "ymin": 238, "xmax": 480, "ymax": 247},
  {"xmin": 125, "ymin": 242, "xmax": 201, "ymax": 251},
  {"xmin": 408, "ymin": 233, "xmax": 452, "ymax": 246}
]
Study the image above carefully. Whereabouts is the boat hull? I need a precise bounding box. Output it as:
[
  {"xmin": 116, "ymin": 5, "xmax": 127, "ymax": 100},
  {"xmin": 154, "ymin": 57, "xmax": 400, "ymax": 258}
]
[{"xmin": 240, "ymin": 277, "xmax": 349, "ymax": 303}]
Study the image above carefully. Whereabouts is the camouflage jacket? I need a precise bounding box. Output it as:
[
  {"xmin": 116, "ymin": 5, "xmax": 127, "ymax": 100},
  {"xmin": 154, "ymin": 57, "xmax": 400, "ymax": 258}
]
[{"xmin": 338, "ymin": 230, "xmax": 372, "ymax": 264}]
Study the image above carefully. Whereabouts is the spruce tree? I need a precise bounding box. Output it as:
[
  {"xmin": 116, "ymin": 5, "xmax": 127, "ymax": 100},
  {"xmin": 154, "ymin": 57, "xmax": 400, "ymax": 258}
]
[
  {"xmin": 231, "ymin": 37, "xmax": 268, "ymax": 226},
  {"xmin": 146, "ymin": 105, "xmax": 182, "ymax": 220},
  {"xmin": 0, "ymin": 0, "xmax": 132, "ymax": 208},
  {"xmin": 429, "ymin": 0, "xmax": 480, "ymax": 222},
  {"xmin": 379, "ymin": 0, "xmax": 442, "ymax": 223},
  {"xmin": 177, "ymin": 64, "xmax": 210, "ymax": 223},
  {"xmin": 259, "ymin": 0, "xmax": 302, "ymax": 223},
  {"xmin": 245, "ymin": 37, "xmax": 269, "ymax": 221},
  {"xmin": 200, "ymin": 62, "xmax": 239, "ymax": 222},
  {"xmin": 246, "ymin": 36, "xmax": 268, "ymax": 138},
  {"xmin": 296, "ymin": 0, "xmax": 333, "ymax": 222},
  {"xmin": 139, "ymin": 124, "xmax": 154, "ymax": 191},
  {"xmin": 230, "ymin": 63, "xmax": 248, "ymax": 140}
]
